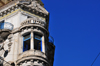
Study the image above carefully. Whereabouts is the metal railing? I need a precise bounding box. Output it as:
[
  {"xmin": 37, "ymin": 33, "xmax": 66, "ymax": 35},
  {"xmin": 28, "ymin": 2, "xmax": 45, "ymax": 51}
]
[{"xmin": 49, "ymin": 36, "xmax": 54, "ymax": 44}]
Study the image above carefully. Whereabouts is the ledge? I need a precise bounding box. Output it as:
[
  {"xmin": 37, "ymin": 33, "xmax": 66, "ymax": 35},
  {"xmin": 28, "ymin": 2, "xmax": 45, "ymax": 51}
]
[
  {"xmin": 18, "ymin": 49, "xmax": 47, "ymax": 59},
  {"xmin": 17, "ymin": 49, "xmax": 47, "ymax": 60},
  {"xmin": 19, "ymin": 24, "xmax": 49, "ymax": 35},
  {"xmin": 16, "ymin": 49, "xmax": 49, "ymax": 65}
]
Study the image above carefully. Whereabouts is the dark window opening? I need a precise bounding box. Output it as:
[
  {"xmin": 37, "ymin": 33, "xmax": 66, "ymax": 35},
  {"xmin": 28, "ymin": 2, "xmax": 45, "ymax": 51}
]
[
  {"xmin": 0, "ymin": 20, "xmax": 4, "ymax": 29},
  {"xmin": 11, "ymin": 63, "xmax": 15, "ymax": 66},
  {"xmin": 23, "ymin": 34, "xmax": 31, "ymax": 52},
  {"xmin": 34, "ymin": 34, "xmax": 42, "ymax": 51},
  {"xmin": 23, "ymin": 39, "xmax": 30, "ymax": 52},
  {"xmin": 34, "ymin": 39, "xmax": 41, "ymax": 50}
]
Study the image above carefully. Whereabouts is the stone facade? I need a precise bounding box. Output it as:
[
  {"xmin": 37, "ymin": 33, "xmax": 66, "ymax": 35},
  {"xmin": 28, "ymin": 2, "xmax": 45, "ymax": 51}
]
[{"xmin": 0, "ymin": 0, "xmax": 55, "ymax": 66}]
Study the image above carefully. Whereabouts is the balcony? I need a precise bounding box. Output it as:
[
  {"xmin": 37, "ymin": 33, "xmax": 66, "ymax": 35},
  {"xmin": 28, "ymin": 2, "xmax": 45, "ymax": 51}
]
[{"xmin": 0, "ymin": 22, "xmax": 13, "ymax": 42}]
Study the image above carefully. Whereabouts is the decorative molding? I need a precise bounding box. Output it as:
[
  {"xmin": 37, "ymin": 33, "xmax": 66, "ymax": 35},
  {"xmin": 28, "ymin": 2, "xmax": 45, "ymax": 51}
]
[
  {"xmin": 0, "ymin": 9, "xmax": 21, "ymax": 20},
  {"xmin": 17, "ymin": 59, "xmax": 48, "ymax": 66},
  {"xmin": 0, "ymin": 1, "xmax": 48, "ymax": 20},
  {"xmin": 16, "ymin": 50, "xmax": 50, "ymax": 66},
  {"xmin": 18, "ymin": 49, "xmax": 47, "ymax": 59},
  {"xmin": 19, "ymin": 24, "xmax": 49, "ymax": 36},
  {"xmin": 0, "ymin": 8, "xmax": 46, "ymax": 21}
]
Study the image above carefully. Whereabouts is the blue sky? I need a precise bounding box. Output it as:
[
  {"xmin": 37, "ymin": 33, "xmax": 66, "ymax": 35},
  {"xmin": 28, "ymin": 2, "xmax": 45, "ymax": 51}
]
[{"xmin": 42, "ymin": 0, "xmax": 100, "ymax": 66}]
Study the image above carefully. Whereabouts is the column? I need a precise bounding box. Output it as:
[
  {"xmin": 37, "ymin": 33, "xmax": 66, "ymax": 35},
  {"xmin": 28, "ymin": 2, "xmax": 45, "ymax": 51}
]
[
  {"xmin": 31, "ymin": 31, "xmax": 34, "ymax": 49},
  {"xmin": 42, "ymin": 36, "xmax": 45, "ymax": 53}
]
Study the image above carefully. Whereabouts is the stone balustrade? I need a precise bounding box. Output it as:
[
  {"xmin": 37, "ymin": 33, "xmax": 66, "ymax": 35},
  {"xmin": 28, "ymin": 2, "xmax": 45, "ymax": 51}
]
[{"xmin": 21, "ymin": 18, "xmax": 46, "ymax": 27}]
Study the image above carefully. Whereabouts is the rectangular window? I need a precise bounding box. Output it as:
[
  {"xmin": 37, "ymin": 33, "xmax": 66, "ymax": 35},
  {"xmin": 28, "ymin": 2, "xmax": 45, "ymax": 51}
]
[
  {"xmin": 23, "ymin": 34, "xmax": 31, "ymax": 52},
  {"xmin": 34, "ymin": 34, "xmax": 42, "ymax": 51}
]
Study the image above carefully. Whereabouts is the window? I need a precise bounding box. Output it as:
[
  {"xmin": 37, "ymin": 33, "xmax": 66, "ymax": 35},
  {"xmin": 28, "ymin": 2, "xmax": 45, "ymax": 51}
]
[
  {"xmin": 23, "ymin": 33, "xmax": 31, "ymax": 52},
  {"xmin": 23, "ymin": 33, "xmax": 43, "ymax": 52},
  {"xmin": 34, "ymin": 34, "xmax": 42, "ymax": 51}
]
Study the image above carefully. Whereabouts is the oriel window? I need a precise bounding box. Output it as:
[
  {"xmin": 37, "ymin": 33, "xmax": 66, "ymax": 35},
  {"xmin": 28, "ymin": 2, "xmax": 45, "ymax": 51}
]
[{"xmin": 23, "ymin": 33, "xmax": 43, "ymax": 52}]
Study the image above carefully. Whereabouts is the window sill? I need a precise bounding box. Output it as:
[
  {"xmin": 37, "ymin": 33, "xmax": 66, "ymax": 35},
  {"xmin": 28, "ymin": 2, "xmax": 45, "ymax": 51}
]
[{"xmin": 18, "ymin": 49, "xmax": 47, "ymax": 60}]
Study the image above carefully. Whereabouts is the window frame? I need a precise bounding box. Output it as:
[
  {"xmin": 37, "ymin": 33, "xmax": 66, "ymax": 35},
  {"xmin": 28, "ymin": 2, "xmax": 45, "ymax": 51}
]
[{"xmin": 22, "ymin": 32, "xmax": 43, "ymax": 52}]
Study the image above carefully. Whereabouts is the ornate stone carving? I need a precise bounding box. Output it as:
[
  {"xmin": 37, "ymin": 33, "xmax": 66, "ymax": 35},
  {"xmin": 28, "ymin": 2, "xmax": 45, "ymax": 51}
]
[
  {"xmin": 18, "ymin": 59, "xmax": 46, "ymax": 66},
  {"xmin": 0, "ymin": 0, "xmax": 48, "ymax": 19},
  {"xmin": 7, "ymin": 34, "xmax": 13, "ymax": 52}
]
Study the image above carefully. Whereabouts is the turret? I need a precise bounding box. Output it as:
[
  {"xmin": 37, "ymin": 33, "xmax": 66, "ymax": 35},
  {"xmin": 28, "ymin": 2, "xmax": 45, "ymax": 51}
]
[{"xmin": 0, "ymin": 0, "xmax": 55, "ymax": 66}]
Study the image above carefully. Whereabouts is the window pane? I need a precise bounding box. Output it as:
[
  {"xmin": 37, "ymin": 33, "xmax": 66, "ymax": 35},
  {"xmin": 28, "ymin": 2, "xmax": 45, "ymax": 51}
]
[
  {"xmin": 23, "ymin": 39, "xmax": 30, "ymax": 52},
  {"xmin": 23, "ymin": 33, "xmax": 31, "ymax": 52},
  {"xmin": 34, "ymin": 39, "xmax": 41, "ymax": 51},
  {"xmin": 34, "ymin": 34, "xmax": 42, "ymax": 51}
]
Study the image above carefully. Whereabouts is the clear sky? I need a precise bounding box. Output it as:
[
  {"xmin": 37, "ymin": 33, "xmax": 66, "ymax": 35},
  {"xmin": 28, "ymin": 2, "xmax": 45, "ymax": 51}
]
[{"xmin": 42, "ymin": 0, "xmax": 100, "ymax": 66}]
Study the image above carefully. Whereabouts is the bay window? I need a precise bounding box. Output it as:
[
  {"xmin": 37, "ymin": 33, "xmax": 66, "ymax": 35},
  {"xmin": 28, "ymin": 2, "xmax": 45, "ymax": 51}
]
[{"xmin": 23, "ymin": 32, "xmax": 43, "ymax": 52}]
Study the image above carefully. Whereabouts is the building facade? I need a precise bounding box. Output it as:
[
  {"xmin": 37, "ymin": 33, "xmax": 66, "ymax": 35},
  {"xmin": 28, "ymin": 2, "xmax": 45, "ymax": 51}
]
[{"xmin": 0, "ymin": 0, "xmax": 55, "ymax": 66}]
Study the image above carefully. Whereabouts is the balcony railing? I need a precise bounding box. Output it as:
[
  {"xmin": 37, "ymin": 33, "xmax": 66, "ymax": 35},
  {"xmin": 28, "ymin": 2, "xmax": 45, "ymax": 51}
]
[
  {"xmin": 49, "ymin": 36, "xmax": 54, "ymax": 44},
  {"xmin": 0, "ymin": 22, "xmax": 13, "ymax": 30}
]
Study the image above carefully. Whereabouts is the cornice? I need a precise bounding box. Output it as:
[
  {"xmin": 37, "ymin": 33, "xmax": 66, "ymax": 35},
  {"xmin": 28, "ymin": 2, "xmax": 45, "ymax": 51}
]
[
  {"xmin": 0, "ymin": 1, "xmax": 49, "ymax": 19},
  {"xmin": 0, "ymin": 9, "xmax": 20, "ymax": 21},
  {"xmin": 0, "ymin": 1, "xmax": 19, "ymax": 13},
  {"xmin": 0, "ymin": 8, "xmax": 46, "ymax": 21}
]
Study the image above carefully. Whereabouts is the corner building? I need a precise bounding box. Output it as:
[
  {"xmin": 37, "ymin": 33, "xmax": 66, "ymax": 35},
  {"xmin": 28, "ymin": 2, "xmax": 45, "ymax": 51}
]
[{"xmin": 0, "ymin": 0, "xmax": 55, "ymax": 66}]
